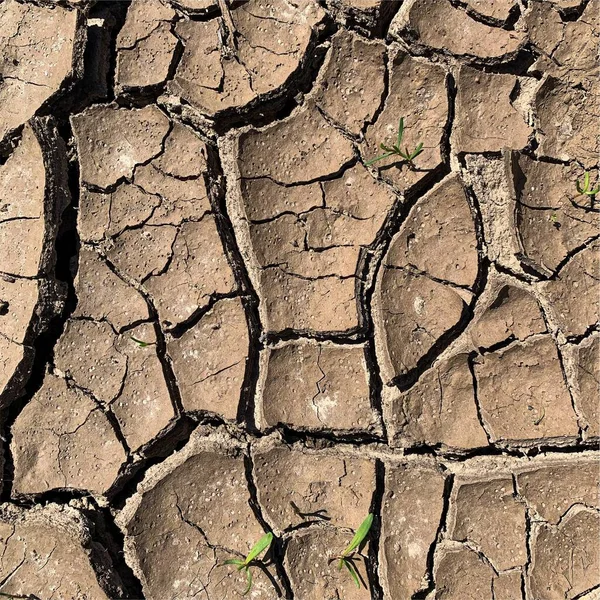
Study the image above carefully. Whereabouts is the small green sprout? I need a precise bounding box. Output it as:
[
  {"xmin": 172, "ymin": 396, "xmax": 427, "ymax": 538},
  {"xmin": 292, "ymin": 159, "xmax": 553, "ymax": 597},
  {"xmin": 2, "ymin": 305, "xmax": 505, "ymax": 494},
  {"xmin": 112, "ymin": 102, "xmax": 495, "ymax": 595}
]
[
  {"xmin": 222, "ymin": 531, "xmax": 273, "ymax": 595},
  {"xmin": 332, "ymin": 513, "xmax": 373, "ymax": 589},
  {"xmin": 365, "ymin": 118, "xmax": 424, "ymax": 168},
  {"xmin": 575, "ymin": 171, "xmax": 600, "ymax": 196},
  {"xmin": 130, "ymin": 335, "xmax": 154, "ymax": 348}
]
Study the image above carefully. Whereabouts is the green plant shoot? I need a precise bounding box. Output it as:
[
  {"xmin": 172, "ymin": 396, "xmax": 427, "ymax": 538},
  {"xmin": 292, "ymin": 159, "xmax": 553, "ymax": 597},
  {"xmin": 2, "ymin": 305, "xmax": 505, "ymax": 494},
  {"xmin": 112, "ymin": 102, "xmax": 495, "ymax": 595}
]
[
  {"xmin": 130, "ymin": 335, "xmax": 153, "ymax": 348},
  {"xmin": 365, "ymin": 118, "xmax": 424, "ymax": 168},
  {"xmin": 575, "ymin": 171, "xmax": 600, "ymax": 196},
  {"xmin": 222, "ymin": 531, "xmax": 273, "ymax": 595},
  {"xmin": 335, "ymin": 513, "xmax": 374, "ymax": 589}
]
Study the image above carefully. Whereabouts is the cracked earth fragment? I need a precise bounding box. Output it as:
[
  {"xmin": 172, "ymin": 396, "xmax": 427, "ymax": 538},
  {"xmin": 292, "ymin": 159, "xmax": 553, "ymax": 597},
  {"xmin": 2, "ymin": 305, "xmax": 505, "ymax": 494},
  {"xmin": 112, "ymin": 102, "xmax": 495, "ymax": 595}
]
[
  {"xmin": 542, "ymin": 243, "xmax": 600, "ymax": 339},
  {"xmin": 0, "ymin": 503, "xmax": 124, "ymax": 599},
  {"xmin": 448, "ymin": 476, "xmax": 527, "ymax": 571},
  {"xmin": 165, "ymin": 0, "xmax": 326, "ymax": 119},
  {"xmin": 229, "ymin": 96, "xmax": 398, "ymax": 332},
  {"xmin": 380, "ymin": 459, "xmax": 446, "ymax": 599},
  {"xmin": 258, "ymin": 341, "xmax": 378, "ymax": 433},
  {"xmin": 253, "ymin": 439, "xmax": 375, "ymax": 533},
  {"xmin": 285, "ymin": 527, "xmax": 372, "ymax": 599},
  {"xmin": 453, "ymin": 67, "xmax": 533, "ymax": 154},
  {"xmin": 511, "ymin": 153, "xmax": 599, "ymax": 276},
  {"xmin": 374, "ymin": 174, "xmax": 479, "ymax": 382},
  {"xmin": 390, "ymin": 0, "xmax": 525, "ymax": 61},
  {"xmin": 253, "ymin": 439, "xmax": 375, "ymax": 598},
  {"xmin": 0, "ymin": 119, "xmax": 67, "ymax": 408},
  {"xmin": 11, "ymin": 372, "xmax": 126, "ymax": 495},
  {"xmin": 167, "ymin": 297, "xmax": 249, "ymax": 418},
  {"xmin": 73, "ymin": 108, "xmax": 236, "ymax": 329},
  {"xmin": 361, "ymin": 47, "xmax": 448, "ymax": 192},
  {"xmin": 473, "ymin": 336, "xmax": 580, "ymax": 445},
  {"xmin": 387, "ymin": 353, "xmax": 488, "ymax": 450},
  {"xmin": 434, "ymin": 542, "xmax": 523, "ymax": 600},
  {"xmin": 0, "ymin": 0, "xmax": 84, "ymax": 143},
  {"xmin": 116, "ymin": 0, "xmax": 179, "ymax": 93},
  {"xmin": 117, "ymin": 427, "xmax": 279, "ymax": 599},
  {"xmin": 528, "ymin": 507, "xmax": 600, "ymax": 600}
]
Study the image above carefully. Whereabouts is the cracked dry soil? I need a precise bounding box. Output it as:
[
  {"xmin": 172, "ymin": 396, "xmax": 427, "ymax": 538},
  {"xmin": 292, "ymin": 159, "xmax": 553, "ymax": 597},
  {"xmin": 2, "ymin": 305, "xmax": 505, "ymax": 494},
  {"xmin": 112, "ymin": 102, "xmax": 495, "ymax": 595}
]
[{"xmin": 0, "ymin": 0, "xmax": 598, "ymax": 598}]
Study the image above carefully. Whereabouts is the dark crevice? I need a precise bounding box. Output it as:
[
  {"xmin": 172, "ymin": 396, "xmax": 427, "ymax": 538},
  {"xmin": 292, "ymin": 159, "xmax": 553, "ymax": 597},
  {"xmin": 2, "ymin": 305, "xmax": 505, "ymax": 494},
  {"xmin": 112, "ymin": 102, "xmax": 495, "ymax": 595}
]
[
  {"xmin": 244, "ymin": 453, "xmax": 293, "ymax": 598},
  {"xmin": 412, "ymin": 469, "xmax": 453, "ymax": 599},
  {"xmin": 0, "ymin": 120, "xmax": 78, "ymax": 502},
  {"xmin": 205, "ymin": 144, "xmax": 263, "ymax": 432},
  {"xmin": 366, "ymin": 459, "xmax": 385, "ymax": 600},
  {"xmin": 82, "ymin": 501, "xmax": 145, "ymax": 599}
]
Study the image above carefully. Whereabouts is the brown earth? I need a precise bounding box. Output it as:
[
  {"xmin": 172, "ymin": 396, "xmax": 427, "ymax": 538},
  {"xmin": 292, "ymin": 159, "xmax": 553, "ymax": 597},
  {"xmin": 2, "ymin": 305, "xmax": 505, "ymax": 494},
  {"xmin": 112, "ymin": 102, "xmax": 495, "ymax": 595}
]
[{"xmin": 0, "ymin": 0, "xmax": 598, "ymax": 598}]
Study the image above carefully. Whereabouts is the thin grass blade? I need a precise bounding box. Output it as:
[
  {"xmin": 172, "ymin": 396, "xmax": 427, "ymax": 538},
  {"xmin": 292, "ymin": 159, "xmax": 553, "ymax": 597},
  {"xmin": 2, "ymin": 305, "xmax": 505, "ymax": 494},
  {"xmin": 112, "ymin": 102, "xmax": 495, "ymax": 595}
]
[
  {"xmin": 222, "ymin": 558, "xmax": 245, "ymax": 567},
  {"xmin": 365, "ymin": 152, "xmax": 395, "ymax": 166},
  {"xmin": 342, "ymin": 513, "xmax": 374, "ymax": 556},
  {"xmin": 411, "ymin": 142, "xmax": 424, "ymax": 159},
  {"xmin": 343, "ymin": 559, "xmax": 361, "ymax": 588},
  {"xmin": 242, "ymin": 567, "xmax": 253, "ymax": 596},
  {"xmin": 589, "ymin": 185, "xmax": 600, "ymax": 195},
  {"xmin": 130, "ymin": 336, "xmax": 151, "ymax": 347},
  {"xmin": 584, "ymin": 170, "xmax": 590, "ymax": 189},
  {"xmin": 397, "ymin": 117, "xmax": 404, "ymax": 146},
  {"xmin": 245, "ymin": 532, "xmax": 273, "ymax": 565}
]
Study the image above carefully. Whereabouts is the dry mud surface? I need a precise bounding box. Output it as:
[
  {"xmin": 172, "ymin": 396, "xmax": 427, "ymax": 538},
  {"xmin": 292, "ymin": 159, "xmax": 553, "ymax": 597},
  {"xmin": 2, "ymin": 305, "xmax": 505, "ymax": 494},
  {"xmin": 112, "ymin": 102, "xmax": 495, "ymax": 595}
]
[{"xmin": 0, "ymin": 0, "xmax": 598, "ymax": 598}]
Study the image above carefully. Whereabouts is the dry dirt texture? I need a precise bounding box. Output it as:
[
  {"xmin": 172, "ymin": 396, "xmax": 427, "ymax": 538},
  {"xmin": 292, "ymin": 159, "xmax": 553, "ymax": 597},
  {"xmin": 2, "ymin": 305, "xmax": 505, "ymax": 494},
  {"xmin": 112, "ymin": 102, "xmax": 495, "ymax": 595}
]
[{"xmin": 0, "ymin": 0, "xmax": 598, "ymax": 598}]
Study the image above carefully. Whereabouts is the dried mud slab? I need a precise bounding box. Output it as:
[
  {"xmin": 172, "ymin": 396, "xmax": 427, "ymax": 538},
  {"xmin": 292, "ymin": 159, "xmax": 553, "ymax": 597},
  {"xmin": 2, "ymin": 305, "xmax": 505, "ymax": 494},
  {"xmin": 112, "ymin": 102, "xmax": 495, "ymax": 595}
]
[
  {"xmin": 72, "ymin": 107, "xmax": 237, "ymax": 329},
  {"xmin": 573, "ymin": 334, "xmax": 600, "ymax": 438},
  {"xmin": 229, "ymin": 108, "xmax": 398, "ymax": 333},
  {"xmin": 55, "ymin": 320, "xmax": 176, "ymax": 452},
  {"xmin": 528, "ymin": 507, "xmax": 600, "ymax": 600},
  {"xmin": 473, "ymin": 336, "xmax": 579, "ymax": 445},
  {"xmin": 313, "ymin": 30, "xmax": 386, "ymax": 136},
  {"xmin": 453, "ymin": 68, "xmax": 533, "ymax": 154},
  {"xmin": 542, "ymin": 243, "xmax": 600, "ymax": 339},
  {"xmin": 285, "ymin": 526, "xmax": 372, "ymax": 599},
  {"xmin": 116, "ymin": 0, "xmax": 179, "ymax": 93},
  {"xmin": 362, "ymin": 49, "xmax": 448, "ymax": 192},
  {"xmin": 434, "ymin": 543, "xmax": 523, "ymax": 600},
  {"xmin": 0, "ymin": 503, "xmax": 124, "ymax": 599},
  {"xmin": 512, "ymin": 154, "xmax": 599, "ymax": 275},
  {"xmin": 469, "ymin": 284, "xmax": 547, "ymax": 350},
  {"xmin": 374, "ymin": 174, "xmax": 479, "ymax": 382},
  {"xmin": 117, "ymin": 428, "xmax": 279, "ymax": 599},
  {"xmin": 167, "ymin": 297, "xmax": 249, "ymax": 419},
  {"xmin": 164, "ymin": 0, "xmax": 326, "ymax": 119},
  {"xmin": 253, "ymin": 441, "xmax": 375, "ymax": 532},
  {"xmin": 380, "ymin": 459, "xmax": 446, "ymax": 598},
  {"xmin": 0, "ymin": 0, "xmax": 85, "ymax": 143},
  {"xmin": 387, "ymin": 353, "xmax": 488, "ymax": 450},
  {"xmin": 448, "ymin": 476, "xmax": 527, "ymax": 571},
  {"xmin": 390, "ymin": 0, "xmax": 525, "ymax": 61},
  {"xmin": 258, "ymin": 341, "xmax": 378, "ymax": 433},
  {"xmin": 10, "ymin": 372, "xmax": 127, "ymax": 496},
  {"xmin": 515, "ymin": 457, "xmax": 599, "ymax": 524},
  {"xmin": 0, "ymin": 119, "xmax": 68, "ymax": 408}
]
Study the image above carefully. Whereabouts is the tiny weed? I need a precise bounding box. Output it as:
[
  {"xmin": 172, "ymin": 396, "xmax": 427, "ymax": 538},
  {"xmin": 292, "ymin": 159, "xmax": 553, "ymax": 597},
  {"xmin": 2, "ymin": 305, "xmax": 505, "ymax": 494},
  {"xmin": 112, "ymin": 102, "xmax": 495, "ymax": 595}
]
[
  {"xmin": 222, "ymin": 531, "xmax": 273, "ymax": 595},
  {"xmin": 130, "ymin": 335, "xmax": 154, "ymax": 348},
  {"xmin": 575, "ymin": 171, "xmax": 600, "ymax": 197},
  {"xmin": 365, "ymin": 118, "xmax": 424, "ymax": 168},
  {"xmin": 330, "ymin": 513, "xmax": 373, "ymax": 589}
]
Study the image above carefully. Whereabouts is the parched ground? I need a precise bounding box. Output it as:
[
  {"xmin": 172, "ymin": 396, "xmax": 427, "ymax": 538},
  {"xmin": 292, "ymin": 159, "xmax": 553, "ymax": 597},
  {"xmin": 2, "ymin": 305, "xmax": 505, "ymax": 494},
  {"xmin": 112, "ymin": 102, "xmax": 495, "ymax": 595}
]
[{"xmin": 0, "ymin": 0, "xmax": 598, "ymax": 598}]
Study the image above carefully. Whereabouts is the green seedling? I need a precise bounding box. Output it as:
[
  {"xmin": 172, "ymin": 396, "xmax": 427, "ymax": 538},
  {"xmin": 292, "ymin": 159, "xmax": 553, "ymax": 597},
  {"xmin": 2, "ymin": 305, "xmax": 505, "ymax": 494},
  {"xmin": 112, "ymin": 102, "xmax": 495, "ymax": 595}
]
[
  {"xmin": 365, "ymin": 118, "xmax": 424, "ymax": 168},
  {"xmin": 575, "ymin": 171, "xmax": 600, "ymax": 196},
  {"xmin": 222, "ymin": 531, "xmax": 273, "ymax": 595},
  {"xmin": 331, "ymin": 513, "xmax": 374, "ymax": 589},
  {"xmin": 130, "ymin": 335, "xmax": 154, "ymax": 348}
]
